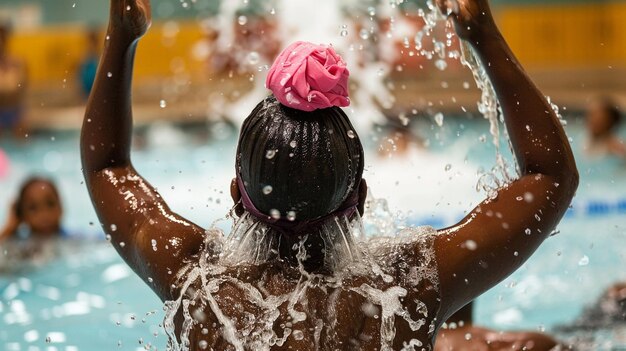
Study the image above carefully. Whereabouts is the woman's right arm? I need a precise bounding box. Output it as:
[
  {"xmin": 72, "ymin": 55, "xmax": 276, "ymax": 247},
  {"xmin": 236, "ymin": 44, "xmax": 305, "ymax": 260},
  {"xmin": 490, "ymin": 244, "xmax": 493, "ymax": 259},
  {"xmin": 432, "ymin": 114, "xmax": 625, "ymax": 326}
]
[
  {"xmin": 430, "ymin": 0, "xmax": 579, "ymax": 321},
  {"xmin": 81, "ymin": 0, "xmax": 207, "ymax": 301}
]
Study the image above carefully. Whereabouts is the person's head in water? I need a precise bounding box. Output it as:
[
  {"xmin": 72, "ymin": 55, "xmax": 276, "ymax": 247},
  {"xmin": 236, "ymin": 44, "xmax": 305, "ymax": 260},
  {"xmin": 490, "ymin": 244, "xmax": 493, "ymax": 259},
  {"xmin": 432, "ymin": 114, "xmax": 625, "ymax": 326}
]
[
  {"xmin": 232, "ymin": 42, "xmax": 366, "ymax": 236},
  {"xmin": 587, "ymin": 97, "xmax": 621, "ymax": 140},
  {"xmin": 15, "ymin": 177, "xmax": 63, "ymax": 236}
]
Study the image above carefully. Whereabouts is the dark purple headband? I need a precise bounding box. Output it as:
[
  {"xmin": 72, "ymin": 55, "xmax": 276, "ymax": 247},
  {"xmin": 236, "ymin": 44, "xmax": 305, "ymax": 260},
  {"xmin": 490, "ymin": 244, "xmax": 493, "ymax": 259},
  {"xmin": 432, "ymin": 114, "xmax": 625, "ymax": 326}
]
[{"xmin": 236, "ymin": 176, "xmax": 360, "ymax": 236}]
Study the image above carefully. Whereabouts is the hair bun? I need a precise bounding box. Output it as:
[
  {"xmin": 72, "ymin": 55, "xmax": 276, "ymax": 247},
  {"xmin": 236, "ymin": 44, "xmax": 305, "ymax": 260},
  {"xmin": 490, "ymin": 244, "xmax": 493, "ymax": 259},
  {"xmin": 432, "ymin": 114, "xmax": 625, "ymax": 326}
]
[{"xmin": 266, "ymin": 41, "xmax": 350, "ymax": 112}]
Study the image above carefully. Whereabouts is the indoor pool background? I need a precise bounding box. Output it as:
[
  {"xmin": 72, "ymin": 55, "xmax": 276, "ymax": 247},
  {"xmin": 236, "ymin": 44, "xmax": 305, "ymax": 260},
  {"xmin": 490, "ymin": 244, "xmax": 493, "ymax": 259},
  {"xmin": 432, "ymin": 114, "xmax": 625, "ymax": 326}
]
[{"xmin": 1, "ymin": 114, "xmax": 626, "ymax": 350}]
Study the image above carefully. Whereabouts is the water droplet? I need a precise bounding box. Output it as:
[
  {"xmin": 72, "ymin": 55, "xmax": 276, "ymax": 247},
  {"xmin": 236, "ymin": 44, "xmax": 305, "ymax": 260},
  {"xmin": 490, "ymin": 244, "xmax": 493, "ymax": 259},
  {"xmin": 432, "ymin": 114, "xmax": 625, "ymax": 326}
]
[
  {"xmin": 110, "ymin": 224, "xmax": 117, "ymax": 232},
  {"xmin": 269, "ymin": 8, "xmax": 276, "ymax": 15},
  {"xmin": 287, "ymin": 211, "xmax": 296, "ymax": 221},
  {"xmin": 293, "ymin": 330, "xmax": 304, "ymax": 340},
  {"xmin": 359, "ymin": 29, "xmax": 370, "ymax": 40},
  {"xmin": 444, "ymin": 164, "xmax": 452, "ymax": 172},
  {"xmin": 269, "ymin": 209, "xmax": 280, "ymax": 220},
  {"xmin": 120, "ymin": 242, "xmax": 126, "ymax": 247},
  {"xmin": 289, "ymin": 140, "xmax": 297, "ymax": 148},
  {"xmin": 464, "ymin": 240, "xmax": 477, "ymax": 250},
  {"xmin": 524, "ymin": 228, "xmax": 531, "ymax": 235},
  {"xmin": 434, "ymin": 113, "xmax": 444, "ymax": 127},
  {"xmin": 367, "ymin": 6, "xmax": 376, "ymax": 16},
  {"xmin": 247, "ymin": 51, "xmax": 260, "ymax": 65},
  {"xmin": 347, "ymin": 130, "xmax": 356, "ymax": 139},
  {"xmin": 160, "ymin": 100, "xmax": 167, "ymax": 108},
  {"xmin": 435, "ymin": 59, "xmax": 448, "ymax": 71},
  {"xmin": 524, "ymin": 192, "xmax": 534, "ymax": 203},
  {"xmin": 464, "ymin": 333, "xmax": 472, "ymax": 340},
  {"xmin": 339, "ymin": 24, "xmax": 348, "ymax": 37},
  {"xmin": 107, "ymin": 72, "xmax": 113, "ymax": 78},
  {"xmin": 578, "ymin": 255, "xmax": 589, "ymax": 266},
  {"xmin": 237, "ymin": 16, "xmax": 248, "ymax": 25},
  {"xmin": 265, "ymin": 150, "xmax": 276, "ymax": 159},
  {"xmin": 198, "ymin": 340, "xmax": 208, "ymax": 349},
  {"xmin": 262, "ymin": 185, "xmax": 273, "ymax": 195}
]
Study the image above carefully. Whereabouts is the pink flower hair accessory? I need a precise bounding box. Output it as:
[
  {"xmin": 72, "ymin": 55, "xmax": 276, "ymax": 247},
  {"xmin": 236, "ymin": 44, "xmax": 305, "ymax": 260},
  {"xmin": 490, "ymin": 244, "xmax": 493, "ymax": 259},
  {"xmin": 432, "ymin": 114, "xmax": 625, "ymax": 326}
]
[{"xmin": 266, "ymin": 41, "xmax": 350, "ymax": 112}]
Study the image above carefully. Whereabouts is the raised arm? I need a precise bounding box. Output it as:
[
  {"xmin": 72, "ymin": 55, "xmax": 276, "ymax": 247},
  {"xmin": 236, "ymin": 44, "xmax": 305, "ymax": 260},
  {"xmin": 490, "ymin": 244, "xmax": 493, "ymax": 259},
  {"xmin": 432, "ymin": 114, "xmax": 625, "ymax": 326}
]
[
  {"xmin": 81, "ymin": 0, "xmax": 207, "ymax": 301},
  {"xmin": 432, "ymin": 0, "xmax": 579, "ymax": 320}
]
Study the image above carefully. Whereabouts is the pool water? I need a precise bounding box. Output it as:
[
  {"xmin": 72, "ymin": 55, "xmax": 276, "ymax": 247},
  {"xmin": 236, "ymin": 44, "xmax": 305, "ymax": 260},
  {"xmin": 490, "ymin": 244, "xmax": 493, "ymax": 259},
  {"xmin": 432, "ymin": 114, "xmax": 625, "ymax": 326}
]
[{"xmin": 1, "ymin": 115, "xmax": 626, "ymax": 350}]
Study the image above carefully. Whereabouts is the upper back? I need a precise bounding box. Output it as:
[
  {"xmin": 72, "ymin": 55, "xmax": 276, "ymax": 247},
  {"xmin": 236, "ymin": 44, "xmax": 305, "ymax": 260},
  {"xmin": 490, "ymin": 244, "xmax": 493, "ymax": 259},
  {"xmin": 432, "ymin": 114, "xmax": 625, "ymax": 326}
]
[{"xmin": 165, "ymin": 234, "xmax": 441, "ymax": 351}]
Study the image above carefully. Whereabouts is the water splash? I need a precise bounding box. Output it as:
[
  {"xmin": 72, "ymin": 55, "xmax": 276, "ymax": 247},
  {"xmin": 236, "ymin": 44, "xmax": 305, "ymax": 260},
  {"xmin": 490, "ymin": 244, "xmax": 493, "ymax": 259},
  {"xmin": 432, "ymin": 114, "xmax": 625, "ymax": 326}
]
[
  {"xmin": 163, "ymin": 206, "xmax": 439, "ymax": 350},
  {"xmin": 459, "ymin": 41, "xmax": 517, "ymax": 198}
]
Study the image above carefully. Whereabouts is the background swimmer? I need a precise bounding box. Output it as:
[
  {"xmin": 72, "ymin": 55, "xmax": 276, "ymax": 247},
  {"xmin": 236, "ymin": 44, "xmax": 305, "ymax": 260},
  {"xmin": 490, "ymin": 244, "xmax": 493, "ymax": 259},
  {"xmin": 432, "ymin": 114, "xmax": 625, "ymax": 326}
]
[
  {"xmin": 585, "ymin": 97, "xmax": 625, "ymax": 158},
  {"xmin": 81, "ymin": 0, "xmax": 578, "ymax": 349},
  {"xmin": 0, "ymin": 21, "xmax": 27, "ymax": 139},
  {"xmin": 1, "ymin": 177, "xmax": 64, "ymax": 241},
  {"xmin": 434, "ymin": 302, "xmax": 569, "ymax": 350}
]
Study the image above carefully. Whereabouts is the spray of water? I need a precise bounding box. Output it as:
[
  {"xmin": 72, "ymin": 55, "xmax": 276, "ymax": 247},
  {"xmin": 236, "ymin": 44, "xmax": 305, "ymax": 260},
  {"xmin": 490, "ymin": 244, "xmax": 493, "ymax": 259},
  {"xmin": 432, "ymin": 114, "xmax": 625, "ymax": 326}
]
[
  {"xmin": 163, "ymin": 199, "xmax": 439, "ymax": 350},
  {"xmin": 159, "ymin": 0, "xmax": 572, "ymax": 348},
  {"xmin": 459, "ymin": 41, "xmax": 517, "ymax": 198}
]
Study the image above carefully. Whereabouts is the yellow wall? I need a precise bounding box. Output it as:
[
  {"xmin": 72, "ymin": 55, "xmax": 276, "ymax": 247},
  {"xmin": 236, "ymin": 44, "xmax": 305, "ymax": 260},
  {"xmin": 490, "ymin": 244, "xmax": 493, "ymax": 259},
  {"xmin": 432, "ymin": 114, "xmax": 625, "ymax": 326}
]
[
  {"xmin": 8, "ymin": 3, "xmax": 626, "ymax": 88},
  {"xmin": 498, "ymin": 2, "xmax": 625, "ymax": 67},
  {"xmin": 8, "ymin": 22, "xmax": 208, "ymax": 87}
]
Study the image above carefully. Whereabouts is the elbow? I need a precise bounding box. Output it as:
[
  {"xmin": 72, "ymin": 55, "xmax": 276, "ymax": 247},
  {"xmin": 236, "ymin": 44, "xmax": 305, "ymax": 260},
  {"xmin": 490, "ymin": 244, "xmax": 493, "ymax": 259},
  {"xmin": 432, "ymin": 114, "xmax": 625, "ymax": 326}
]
[{"xmin": 555, "ymin": 161, "xmax": 579, "ymax": 201}]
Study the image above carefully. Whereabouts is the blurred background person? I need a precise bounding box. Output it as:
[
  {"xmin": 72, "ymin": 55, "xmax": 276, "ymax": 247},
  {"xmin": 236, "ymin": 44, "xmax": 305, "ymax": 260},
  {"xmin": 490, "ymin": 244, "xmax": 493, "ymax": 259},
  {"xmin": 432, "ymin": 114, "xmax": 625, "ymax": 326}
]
[
  {"xmin": 585, "ymin": 97, "xmax": 625, "ymax": 158},
  {"xmin": 78, "ymin": 27, "xmax": 100, "ymax": 99},
  {"xmin": 1, "ymin": 177, "xmax": 65, "ymax": 242},
  {"xmin": 435, "ymin": 302, "xmax": 568, "ymax": 351},
  {"xmin": 0, "ymin": 21, "xmax": 27, "ymax": 139},
  {"xmin": 560, "ymin": 282, "xmax": 626, "ymax": 331},
  {"xmin": 377, "ymin": 118, "xmax": 425, "ymax": 158}
]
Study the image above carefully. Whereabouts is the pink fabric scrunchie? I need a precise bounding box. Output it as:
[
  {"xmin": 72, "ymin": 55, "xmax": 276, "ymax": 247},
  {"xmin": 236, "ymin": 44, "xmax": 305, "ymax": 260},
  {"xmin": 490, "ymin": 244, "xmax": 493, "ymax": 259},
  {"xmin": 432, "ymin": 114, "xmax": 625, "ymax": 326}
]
[{"xmin": 266, "ymin": 41, "xmax": 350, "ymax": 112}]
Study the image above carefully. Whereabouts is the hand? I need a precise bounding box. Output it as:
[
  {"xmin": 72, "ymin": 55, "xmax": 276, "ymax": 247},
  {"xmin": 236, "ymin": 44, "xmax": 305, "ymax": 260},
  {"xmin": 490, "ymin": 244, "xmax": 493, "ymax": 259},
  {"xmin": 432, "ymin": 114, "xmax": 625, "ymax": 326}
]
[
  {"xmin": 436, "ymin": 0, "xmax": 497, "ymax": 41},
  {"xmin": 109, "ymin": 0, "xmax": 152, "ymax": 40}
]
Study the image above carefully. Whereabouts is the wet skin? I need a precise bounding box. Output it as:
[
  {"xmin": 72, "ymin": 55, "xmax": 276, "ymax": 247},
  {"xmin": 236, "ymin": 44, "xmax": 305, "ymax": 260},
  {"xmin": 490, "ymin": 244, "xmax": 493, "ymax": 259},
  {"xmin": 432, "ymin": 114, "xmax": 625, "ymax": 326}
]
[{"xmin": 81, "ymin": 0, "xmax": 578, "ymax": 349}]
